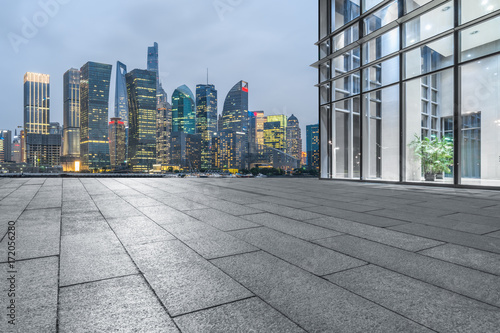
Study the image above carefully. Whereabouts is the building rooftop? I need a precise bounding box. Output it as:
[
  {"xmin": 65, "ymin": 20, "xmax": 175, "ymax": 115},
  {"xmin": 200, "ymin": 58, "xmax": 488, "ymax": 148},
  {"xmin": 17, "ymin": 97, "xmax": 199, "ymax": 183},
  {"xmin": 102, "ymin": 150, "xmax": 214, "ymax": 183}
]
[{"xmin": 1, "ymin": 177, "xmax": 500, "ymax": 332}]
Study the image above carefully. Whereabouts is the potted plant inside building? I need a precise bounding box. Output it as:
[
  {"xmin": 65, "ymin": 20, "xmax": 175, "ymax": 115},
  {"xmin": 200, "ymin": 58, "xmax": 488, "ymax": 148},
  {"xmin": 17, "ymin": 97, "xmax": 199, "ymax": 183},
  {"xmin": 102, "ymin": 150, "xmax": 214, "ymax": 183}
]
[{"xmin": 409, "ymin": 134, "xmax": 453, "ymax": 181}]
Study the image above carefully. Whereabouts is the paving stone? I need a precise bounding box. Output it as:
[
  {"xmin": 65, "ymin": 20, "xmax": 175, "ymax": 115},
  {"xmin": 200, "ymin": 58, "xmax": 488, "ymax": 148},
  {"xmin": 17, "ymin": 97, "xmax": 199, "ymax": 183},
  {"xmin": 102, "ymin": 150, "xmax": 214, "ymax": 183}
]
[
  {"xmin": 138, "ymin": 205, "xmax": 200, "ymax": 225},
  {"xmin": 419, "ymin": 243, "xmax": 500, "ymax": 276},
  {"xmin": 174, "ymin": 297, "xmax": 305, "ymax": 333},
  {"xmin": 241, "ymin": 213, "xmax": 341, "ymax": 240},
  {"xmin": 60, "ymin": 231, "xmax": 138, "ymax": 286},
  {"xmin": 439, "ymin": 212, "xmax": 500, "ymax": 228},
  {"xmin": 203, "ymin": 200, "xmax": 264, "ymax": 216},
  {"xmin": 304, "ymin": 205, "xmax": 405, "ymax": 227},
  {"xmin": 61, "ymin": 211, "xmax": 111, "ymax": 236},
  {"xmin": 258, "ymin": 195, "xmax": 319, "ymax": 209},
  {"xmin": 158, "ymin": 196, "xmax": 209, "ymax": 211},
  {"xmin": 389, "ymin": 223, "xmax": 500, "ymax": 254},
  {"xmin": 0, "ymin": 257, "xmax": 58, "ymax": 333},
  {"xmin": 62, "ymin": 199, "xmax": 99, "ymax": 214},
  {"xmin": 230, "ymin": 227, "xmax": 364, "ymax": 275},
  {"xmin": 211, "ymin": 251, "xmax": 432, "ymax": 333},
  {"xmin": 315, "ymin": 235, "xmax": 500, "ymax": 307},
  {"xmin": 185, "ymin": 208, "xmax": 259, "ymax": 231},
  {"xmin": 161, "ymin": 219, "xmax": 257, "ymax": 259},
  {"xmin": 327, "ymin": 265, "xmax": 500, "ymax": 333},
  {"xmin": 94, "ymin": 200, "xmax": 144, "ymax": 219},
  {"xmin": 486, "ymin": 230, "xmax": 500, "ymax": 239},
  {"xmin": 106, "ymin": 215, "xmax": 176, "ymax": 247},
  {"xmin": 59, "ymin": 275, "xmax": 179, "ymax": 333},
  {"xmin": 128, "ymin": 240, "xmax": 253, "ymax": 316},
  {"xmin": 122, "ymin": 196, "xmax": 163, "ymax": 207},
  {"xmin": 246, "ymin": 202, "xmax": 324, "ymax": 220},
  {"xmin": 307, "ymin": 216, "xmax": 443, "ymax": 251}
]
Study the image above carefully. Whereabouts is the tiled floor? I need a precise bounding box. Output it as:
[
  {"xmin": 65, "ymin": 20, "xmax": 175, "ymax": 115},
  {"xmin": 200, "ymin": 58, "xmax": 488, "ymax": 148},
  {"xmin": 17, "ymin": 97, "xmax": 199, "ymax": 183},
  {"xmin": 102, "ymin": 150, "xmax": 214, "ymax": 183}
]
[{"xmin": 1, "ymin": 177, "xmax": 500, "ymax": 332}]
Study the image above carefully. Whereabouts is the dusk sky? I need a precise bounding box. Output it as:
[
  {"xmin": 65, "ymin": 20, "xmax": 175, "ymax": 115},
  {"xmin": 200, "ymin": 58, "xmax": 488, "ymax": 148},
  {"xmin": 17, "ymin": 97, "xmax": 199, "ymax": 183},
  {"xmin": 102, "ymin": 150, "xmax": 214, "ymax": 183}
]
[{"xmin": 0, "ymin": 1, "xmax": 318, "ymax": 143}]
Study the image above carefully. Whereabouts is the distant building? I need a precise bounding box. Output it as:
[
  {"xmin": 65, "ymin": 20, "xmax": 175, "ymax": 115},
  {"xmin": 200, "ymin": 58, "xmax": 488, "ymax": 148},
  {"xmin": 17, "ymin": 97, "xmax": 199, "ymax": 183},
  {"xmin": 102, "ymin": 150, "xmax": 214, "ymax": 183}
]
[
  {"xmin": 115, "ymin": 61, "xmax": 128, "ymax": 125},
  {"xmin": 126, "ymin": 69, "xmax": 157, "ymax": 172},
  {"xmin": 170, "ymin": 132, "xmax": 201, "ymax": 170},
  {"xmin": 172, "ymin": 85, "xmax": 196, "ymax": 134},
  {"xmin": 11, "ymin": 134, "xmax": 21, "ymax": 163},
  {"xmin": 306, "ymin": 124, "xmax": 319, "ymax": 170},
  {"xmin": 0, "ymin": 130, "xmax": 12, "ymax": 162},
  {"xmin": 264, "ymin": 115, "xmax": 287, "ymax": 151},
  {"xmin": 156, "ymin": 100, "xmax": 172, "ymax": 165},
  {"xmin": 213, "ymin": 130, "xmax": 246, "ymax": 171},
  {"xmin": 80, "ymin": 62, "xmax": 112, "ymax": 171},
  {"xmin": 50, "ymin": 122, "xmax": 62, "ymax": 135},
  {"xmin": 109, "ymin": 117, "xmax": 126, "ymax": 169},
  {"xmin": 222, "ymin": 80, "xmax": 249, "ymax": 133},
  {"xmin": 286, "ymin": 114, "xmax": 302, "ymax": 161},
  {"xmin": 196, "ymin": 84, "xmax": 217, "ymax": 169},
  {"xmin": 62, "ymin": 68, "xmax": 80, "ymax": 159},
  {"xmin": 301, "ymin": 151, "xmax": 307, "ymax": 166},
  {"xmin": 147, "ymin": 42, "xmax": 160, "ymax": 93}
]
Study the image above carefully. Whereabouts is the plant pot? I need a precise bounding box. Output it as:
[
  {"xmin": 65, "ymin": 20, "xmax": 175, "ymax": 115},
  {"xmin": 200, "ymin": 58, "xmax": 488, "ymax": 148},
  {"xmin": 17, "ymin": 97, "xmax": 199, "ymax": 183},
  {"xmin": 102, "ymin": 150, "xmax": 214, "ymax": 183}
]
[
  {"xmin": 435, "ymin": 173, "xmax": 443, "ymax": 180},
  {"xmin": 424, "ymin": 172, "xmax": 435, "ymax": 181}
]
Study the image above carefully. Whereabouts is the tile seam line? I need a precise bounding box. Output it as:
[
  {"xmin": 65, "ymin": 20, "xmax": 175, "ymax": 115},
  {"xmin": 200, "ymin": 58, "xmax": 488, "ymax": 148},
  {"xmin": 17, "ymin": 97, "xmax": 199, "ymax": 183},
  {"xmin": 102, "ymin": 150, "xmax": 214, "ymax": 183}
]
[
  {"xmin": 59, "ymin": 273, "xmax": 142, "ymax": 289},
  {"xmin": 81, "ymin": 178, "xmax": 184, "ymax": 332},
  {"xmin": 0, "ymin": 254, "xmax": 59, "ymax": 264}
]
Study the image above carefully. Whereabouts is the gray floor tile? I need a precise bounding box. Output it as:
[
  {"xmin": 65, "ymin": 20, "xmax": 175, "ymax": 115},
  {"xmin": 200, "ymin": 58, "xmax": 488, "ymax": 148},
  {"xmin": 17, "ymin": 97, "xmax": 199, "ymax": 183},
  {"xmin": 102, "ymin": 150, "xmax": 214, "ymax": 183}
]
[
  {"xmin": 246, "ymin": 202, "xmax": 324, "ymax": 220},
  {"xmin": 185, "ymin": 208, "xmax": 259, "ymax": 231},
  {"xmin": 107, "ymin": 215, "xmax": 176, "ymax": 247},
  {"xmin": 304, "ymin": 205, "xmax": 405, "ymax": 227},
  {"xmin": 138, "ymin": 205, "xmax": 200, "ymax": 225}
]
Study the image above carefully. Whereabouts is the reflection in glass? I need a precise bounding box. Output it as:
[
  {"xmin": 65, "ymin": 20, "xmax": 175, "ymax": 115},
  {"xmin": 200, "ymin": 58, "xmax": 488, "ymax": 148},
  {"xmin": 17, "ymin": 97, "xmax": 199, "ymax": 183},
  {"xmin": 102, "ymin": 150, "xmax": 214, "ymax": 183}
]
[
  {"xmin": 333, "ymin": 25, "xmax": 359, "ymax": 51},
  {"xmin": 333, "ymin": 47, "xmax": 361, "ymax": 74},
  {"xmin": 405, "ymin": 69, "xmax": 454, "ymax": 182},
  {"xmin": 362, "ymin": 85, "xmax": 400, "ymax": 180},
  {"xmin": 363, "ymin": 27, "xmax": 399, "ymax": 64},
  {"xmin": 460, "ymin": 15, "xmax": 500, "ymax": 62},
  {"xmin": 461, "ymin": 0, "xmax": 500, "ymax": 24},
  {"xmin": 404, "ymin": 2, "xmax": 454, "ymax": 48},
  {"xmin": 364, "ymin": 1, "xmax": 399, "ymax": 35},
  {"xmin": 363, "ymin": 0, "xmax": 383, "ymax": 13},
  {"xmin": 319, "ymin": 40, "xmax": 330, "ymax": 60},
  {"xmin": 332, "ymin": 0, "xmax": 361, "ymax": 32},
  {"xmin": 334, "ymin": 97, "xmax": 361, "ymax": 178},
  {"xmin": 320, "ymin": 0, "xmax": 328, "ymax": 38},
  {"xmin": 405, "ymin": 0, "xmax": 433, "ymax": 13},
  {"xmin": 334, "ymin": 72, "xmax": 360, "ymax": 100},
  {"xmin": 320, "ymin": 61, "xmax": 331, "ymax": 82},
  {"xmin": 363, "ymin": 57, "xmax": 399, "ymax": 91},
  {"xmin": 320, "ymin": 84, "xmax": 331, "ymax": 105},
  {"xmin": 460, "ymin": 54, "xmax": 500, "ymax": 186},
  {"xmin": 404, "ymin": 35, "xmax": 454, "ymax": 79}
]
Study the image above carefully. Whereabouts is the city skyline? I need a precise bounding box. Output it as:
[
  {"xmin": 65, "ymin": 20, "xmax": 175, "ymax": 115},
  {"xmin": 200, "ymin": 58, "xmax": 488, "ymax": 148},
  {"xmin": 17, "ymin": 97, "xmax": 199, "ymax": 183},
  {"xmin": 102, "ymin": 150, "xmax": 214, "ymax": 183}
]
[{"xmin": 0, "ymin": 1, "xmax": 318, "ymax": 148}]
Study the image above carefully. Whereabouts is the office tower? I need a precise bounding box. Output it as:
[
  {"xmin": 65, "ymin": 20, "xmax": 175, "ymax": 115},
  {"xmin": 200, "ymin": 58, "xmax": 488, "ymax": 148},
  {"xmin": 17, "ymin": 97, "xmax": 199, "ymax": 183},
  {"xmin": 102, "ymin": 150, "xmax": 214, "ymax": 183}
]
[
  {"xmin": 253, "ymin": 111, "xmax": 266, "ymax": 147},
  {"xmin": 0, "ymin": 130, "xmax": 12, "ymax": 162},
  {"xmin": 287, "ymin": 114, "xmax": 302, "ymax": 161},
  {"xmin": 24, "ymin": 72, "xmax": 61, "ymax": 167},
  {"xmin": 80, "ymin": 62, "xmax": 112, "ymax": 171},
  {"xmin": 196, "ymin": 84, "xmax": 217, "ymax": 169},
  {"xmin": 147, "ymin": 42, "xmax": 160, "ymax": 92},
  {"xmin": 109, "ymin": 117, "xmax": 126, "ymax": 169},
  {"xmin": 170, "ymin": 132, "xmax": 201, "ymax": 170},
  {"xmin": 301, "ymin": 151, "xmax": 307, "ymax": 166},
  {"xmin": 172, "ymin": 85, "xmax": 196, "ymax": 134},
  {"xmin": 126, "ymin": 69, "xmax": 157, "ymax": 172},
  {"xmin": 12, "ymin": 134, "xmax": 21, "ymax": 163},
  {"xmin": 217, "ymin": 114, "xmax": 223, "ymax": 132},
  {"xmin": 156, "ymin": 100, "xmax": 172, "ymax": 165},
  {"xmin": 212, "ymin": 130, "xmax": 246, "ymax": 171},
  {"xmin": 62, "ymin": 68, "xmax": 80, "ymax": 158},
  {"xmin": 222, "ymin": 80, "xmax": 249, "ymax": 132},
  {"xmin": 306, "ymin": 124, "xmax": 319, "ymax": 170},
  {"xmin": 50, "ymin": 122, "xmax": 62, "ymax": 135},
  {"xmin": 264, "ymin": 115, "xmax": 287, "ymax": 151},
  {"xmin": 115, "ymin": 62, "xmax": 128, "ymax": 125}
]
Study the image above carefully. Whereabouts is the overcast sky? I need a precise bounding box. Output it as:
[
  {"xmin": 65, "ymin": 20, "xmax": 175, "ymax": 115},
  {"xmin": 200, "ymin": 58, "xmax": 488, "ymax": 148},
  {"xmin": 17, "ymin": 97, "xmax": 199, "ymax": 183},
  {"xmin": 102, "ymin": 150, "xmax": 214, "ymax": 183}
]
[{"xmin": 0, "ymin": 0, "xmax": 318, "ymax": 145}]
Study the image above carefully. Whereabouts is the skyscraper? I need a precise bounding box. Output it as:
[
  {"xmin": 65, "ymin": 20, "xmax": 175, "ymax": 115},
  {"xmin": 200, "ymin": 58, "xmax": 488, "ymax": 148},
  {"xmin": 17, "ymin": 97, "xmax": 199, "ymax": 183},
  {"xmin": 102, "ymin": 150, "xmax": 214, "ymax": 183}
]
[
  {"xmin": 109, "ymin": 117, "xmax": 126, "ymax": 169},
  {"xmin": 264, "ymin": 115, "xmax": 287, "ymax": 151},
  {"xmin": 212, "ymin": 130, "xmax": 246, "ymax": 171},
  {"xmin": 115, "ymin": 61, "xmax": 128, "ymax": 125},
  {"xmin": 287, "ymin": 114, "xmax": 302, "ymax": 161},
  {"xmin": 156, "ymin": 100, "xmax": 172, "ymax": 165},
  {"xmin": 222, "ymin": 80, "xmax": 249, "ymax": 132},
  {"xmin": 62, "ymin": 68, "xmax": 80, "ymax": 158},
  {"xmin": 147, "ymin": 42, "xmax": 160, "ymax": 93},
  {"xmin": 12, "ymin": 134, "xmax": 21, "ymax": 163},
  {"xmin": 80, "ymin": 61, "xmax": 112, "ymax": 171},
  {"xmin": 306, "ymin": 124, "xmax": 319, "ymax": 170},
  {"xmin": 0, "ymin": 130, "xmax": 12, "ymax": 162},
  {"xmin": 126, "ymin": 69, "xmax": 157, "ymax": 172},
  {"xmin": 172, "ymin": 85, "xmax": 196, "ymax": 134},
  {"xmin": 196, "ymin": 84, "xmax": 217, "ymax": 169}
]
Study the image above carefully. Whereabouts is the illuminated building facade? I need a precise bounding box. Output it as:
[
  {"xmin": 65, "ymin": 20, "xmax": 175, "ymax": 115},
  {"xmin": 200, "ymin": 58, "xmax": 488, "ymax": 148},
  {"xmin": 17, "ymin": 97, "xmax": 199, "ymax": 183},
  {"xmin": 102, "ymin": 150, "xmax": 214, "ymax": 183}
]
[
  {"xmin": 287, "ymin": 114, "xmax": 302, "ymax": 160},
  {"xmin": 109, "ymin": 117, "xmax": 126, "ymax": 169},
  {"xmin": 156, "ymin": 100, "xmax": 172, "ymax": 165},
  {"xmin": 115, "ymin": 61, "xmax": 128, "ymax": 125},
  {"xmin": 307, "ymin": 124, "xmax": 319, "ymax": 169},
  {"xmin": 172, "ymin": 85, "xmax": 195, "ymax": 134},
  {"xmin": 126, "ymin": 69, "xmax": 157, "ymax": 172},
  {"xmin": 0, "ymin": 130, "xmax": 12, "ymax": 162},
  {"xmin": 62, "ymin": 68, "xmax": 80, "ymax": 159},
  {"xmin": 80, "ymin": 61, "xmax": 112, "ymax": 171},
  {"xmin": 316, "ymin": 0, "xmax": 500, "ymax": 187},
  {"xmin": 12, "ymin": 134, "xmax": 21, "ymax": 163},
  {"xmin": 196, "ymin": 84, "xmax": 218, "ymax": 169},
  {"xmin": 264, "ymin": 115, "xmax": 287, "ymax": 151},
  {"xmin": 222, "ymin": 80, "xmax": 249, "ymax": 132},
  {"xmin": 170, "ymin": 132, "xmax": 201, "ymax": 170},
  {"xmin": 213, "ymin": 130, "xmax": 246, "ymax": 170}
]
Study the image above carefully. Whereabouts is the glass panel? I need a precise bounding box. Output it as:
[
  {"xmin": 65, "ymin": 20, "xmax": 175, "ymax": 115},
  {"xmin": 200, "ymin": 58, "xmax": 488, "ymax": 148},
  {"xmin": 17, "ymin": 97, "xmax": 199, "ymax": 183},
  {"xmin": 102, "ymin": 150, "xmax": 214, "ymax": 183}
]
[
  {"xmin": 404, "ymin": 2, "xmax": 454, "ymax": 48},
  {"xmin": 320, "ymin": 61, "xmax": 331, "ymax": 82},
  {"xmin": 362, "ymin": 85, "xmax": 400, "ymax": 180},
  {"xmin": 320, "ymin": 106, "xmax": 331, "ymax": 178},
  {"xmin": 404, "ymin": 34, "xmax": 454, "ymax": 79},
  {"xmin": 363, "ymin": 0, "xmax": 384, "ymax": 13},
  {"xmin": 333, "ymin": 47, "xmax": 361, "ymax": 75},
  {"xmin": 334, "ymin": 97, "xmax": 361, "ymax": 178},
  {"xmin": 320, "ymin": 84, "xmax": 331, "ymax": 105},
  {"xmin": 362, "ymin": 27, "xmax": 399, "ymax": 64},
  {"xmin": 461, "ymin": 0, "xmax": 500, "ymax": 24},
  {"xmin": 334, "ymin": 71, "xmax": 361, "ymax": 100},
  {"xmin": 333, "ymin": 24, "xmax": 359, "ymax": 51},
  {"xmin": 319, "ymin": 40, "xmax": 330, "ymax": 60},
  {"xmin": 405, "ymin": 0, "xmax": 433, "ymax": 14},
  {"xmin": 460, "ymin": 54, "xmax": 500, "ymax": 186},
  {"xmin": 332, "ymin": 0, "xmax": 361, "ymax": 32},
  {"xmin": 363, "ymin": 56, "xmax": 399, "ymax": 91},
  {"xmin": 320, "ymin": 0, "xmax": 328, "ymax": 39},
  {"xmin": 461, "ymin": 15, "xmax": 500, "ymax": 62},
  {"xmin": 364, "ymin": 1, "xmax": 399, "ymax": 35},
  {"xmin": 405, "ymin": 68, "xmax": 454, "ymax": 182}
]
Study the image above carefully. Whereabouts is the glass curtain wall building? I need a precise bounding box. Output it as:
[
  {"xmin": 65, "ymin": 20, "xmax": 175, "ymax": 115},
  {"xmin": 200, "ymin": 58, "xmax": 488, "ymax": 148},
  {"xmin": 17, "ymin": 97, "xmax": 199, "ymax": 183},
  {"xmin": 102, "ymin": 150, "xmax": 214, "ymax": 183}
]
[
  {"xmin": 196, "ymin": 84, "xmax": 218, "ymax": 169},
  {"xmin": 62, "ymin": 68, "xmax": 80, "ymax": 158},
  {"xmin": 172, "ymin": 85, "xmax": 196, "ymax": 134},
  {"xmin": 316, "ymin": 0, "xmax": 500, "ymax": 187}
]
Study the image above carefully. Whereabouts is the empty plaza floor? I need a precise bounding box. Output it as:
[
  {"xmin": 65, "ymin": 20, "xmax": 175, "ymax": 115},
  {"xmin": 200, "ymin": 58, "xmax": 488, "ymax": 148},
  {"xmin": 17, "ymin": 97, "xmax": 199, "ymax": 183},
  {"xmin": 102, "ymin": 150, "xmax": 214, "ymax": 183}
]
[{"xmin": 1, "ymin": 177, "xmax": 500, "ymax": 332}]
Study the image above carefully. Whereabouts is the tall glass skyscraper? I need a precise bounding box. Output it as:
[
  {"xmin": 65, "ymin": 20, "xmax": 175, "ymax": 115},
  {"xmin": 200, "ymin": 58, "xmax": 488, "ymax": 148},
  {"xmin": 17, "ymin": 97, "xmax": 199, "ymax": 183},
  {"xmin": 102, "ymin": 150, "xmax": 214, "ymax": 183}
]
[
  {"xmin": 115, "ymin": 61, "xmax": 128, "ymax": 126},
  {"xmin": 264, "ymin": 115, "xmax": 287, "ymax": 151},
  {"xmin": 287, "ymin": 114, "xmax": 302, "ymax": 160},
  {"xmin": 62, "ymin": 68, "xmax": 80, "ymax": 158},
  {"xmin": 172, "ymin": 85, "xmax": 196, "ymax": 134},
  {"xmin": 196, "ymin": 84, "xmax": 217, "ymax": 169},
  {"xmin": 24, "ymin": 72, "xmax": 50, "ymax": 135},
  {"xmin": 79, "ymin": 61, "xmax": 112, "ymax": 171},
  {"xmin": 307, "ymin": 124, "xmax": 319, "ymax": 170},
  {"xmin": 222, "ymin": 80, "xmax": 249, "ymax": 132},
  {"xmin": 147, "ymin": 42, "xmax": 160, "ymax": 91},
  {"xmin": 126, "ymin": 69, "xmax": 157, "ymax": 172},
  {"xmin": 108, "ymin": 117, "xmax": 126, "ymax": 169}
]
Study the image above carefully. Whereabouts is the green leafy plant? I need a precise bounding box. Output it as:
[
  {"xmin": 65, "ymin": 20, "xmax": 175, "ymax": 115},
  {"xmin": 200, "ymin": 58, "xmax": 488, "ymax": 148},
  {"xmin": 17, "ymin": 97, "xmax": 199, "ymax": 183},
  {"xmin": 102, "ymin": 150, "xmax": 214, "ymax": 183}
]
[{"xmin": 409, "ymin": 134, "xmax": 453, "ymax": 176}]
